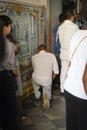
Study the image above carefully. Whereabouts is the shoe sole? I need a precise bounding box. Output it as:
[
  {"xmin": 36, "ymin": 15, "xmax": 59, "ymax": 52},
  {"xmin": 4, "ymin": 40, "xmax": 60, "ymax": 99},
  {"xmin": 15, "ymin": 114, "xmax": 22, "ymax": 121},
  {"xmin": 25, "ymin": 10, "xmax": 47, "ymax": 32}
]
[{"xmin": 43, "ymin": 94, "xmax": 50, "ymax": 108}]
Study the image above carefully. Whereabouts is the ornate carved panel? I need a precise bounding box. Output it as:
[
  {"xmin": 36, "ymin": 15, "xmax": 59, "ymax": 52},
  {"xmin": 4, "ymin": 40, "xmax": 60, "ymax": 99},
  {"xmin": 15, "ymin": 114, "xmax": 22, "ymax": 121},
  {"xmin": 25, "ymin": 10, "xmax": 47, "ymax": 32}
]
[
  {"xmin": 0, "ymin": 0, "xmax": 47, "ymax": 6},
  {"xmin": 0, "ymin": 1, "xmax": 47, "ymax": 98}
]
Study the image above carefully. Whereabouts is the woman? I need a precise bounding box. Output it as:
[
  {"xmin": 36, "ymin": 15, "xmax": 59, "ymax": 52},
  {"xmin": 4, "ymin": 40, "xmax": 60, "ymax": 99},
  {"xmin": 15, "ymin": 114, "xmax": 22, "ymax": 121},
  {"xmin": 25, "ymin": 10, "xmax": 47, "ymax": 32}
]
[
  {"xmin": 64, "ymin": 0, "xmax": 87, "ymax": 130},
  {"xmin": 0, "ymin": 15, "xmax": 18, "ymax": 130},
  {"xmin": 7, "ymin": 34, "xmax": 26, "ymax": 121},
  {"xmin": 7, "ymin": 34, "xmax": 23, "ymax": 96}
]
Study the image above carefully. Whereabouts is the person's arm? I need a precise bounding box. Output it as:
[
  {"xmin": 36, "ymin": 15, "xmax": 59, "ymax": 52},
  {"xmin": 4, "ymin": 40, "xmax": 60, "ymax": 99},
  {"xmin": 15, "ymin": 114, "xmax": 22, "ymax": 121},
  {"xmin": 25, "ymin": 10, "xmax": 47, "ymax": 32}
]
[
  {"xmin": 56, "ymin": 28, "xmax": 59, "ymax": 42},
  {"xmin": 83, "ymin": 64, "xmax": 87, "ymax": 95},
  {"xmin": 52, "ymin": 71, "xmax": 57, "ymax": 80},
  {"xmin": 12, "ymin": 69, "xmax": 18, "ymax": 77},
  {"xmin": 51, "ymin": 32, "xmax": 54, "ymax": 46},
  {"xmin": 52, "ymin": 54, "xmax": 59, "ymax": 80}
]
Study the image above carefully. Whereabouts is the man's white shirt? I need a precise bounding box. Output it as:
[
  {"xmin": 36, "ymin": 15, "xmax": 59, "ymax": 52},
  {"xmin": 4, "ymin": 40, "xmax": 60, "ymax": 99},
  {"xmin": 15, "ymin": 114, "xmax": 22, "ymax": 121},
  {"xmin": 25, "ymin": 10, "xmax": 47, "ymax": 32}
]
[
  {"xmin": 32, "ymin": 50, "xmax": 59, "ymax": 86},
  {"xmin": 64, "ymin": 30, "xmax": 87, "ymax": 100},
  {"xmin": 56, "ymin": 20, "xmax": 79, "ymax": 60}
]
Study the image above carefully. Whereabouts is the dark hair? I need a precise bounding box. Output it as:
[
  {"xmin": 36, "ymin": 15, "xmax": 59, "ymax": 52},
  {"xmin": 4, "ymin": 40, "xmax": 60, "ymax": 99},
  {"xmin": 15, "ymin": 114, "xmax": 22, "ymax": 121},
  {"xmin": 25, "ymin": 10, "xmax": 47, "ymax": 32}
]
[
  {"xmin": 80, "ymin": 0, "xmax": 87, "ymax": 21},
  {"xmin": 7, "ymin": 34, "xmax": 17, "ymax": 45},
  {"xmin": 0, "ymin": 15, "xmax": 12, "ymax": 62},
  {"xmin": 63, "ymin": 10, "xmax": 74, "ymax": 20},
  {"xmin": 7, "ymin": 34, "xmax": 21, "ymax": 55},
  {"xmin": 59, "ymin": 13, "xmax": 66, "ymax": 23},
  {"xmin": 38, "ymin": 45, "xmax": 47, "ymax": 51}
]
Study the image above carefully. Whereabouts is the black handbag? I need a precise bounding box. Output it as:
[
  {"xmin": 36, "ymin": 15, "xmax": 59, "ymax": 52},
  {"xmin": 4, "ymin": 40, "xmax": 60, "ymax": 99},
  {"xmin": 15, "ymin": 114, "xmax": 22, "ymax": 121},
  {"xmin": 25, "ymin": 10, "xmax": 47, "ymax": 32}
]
[{"xmin": 1, "ymin": 65, "xmax": 18, "ymax": 91}]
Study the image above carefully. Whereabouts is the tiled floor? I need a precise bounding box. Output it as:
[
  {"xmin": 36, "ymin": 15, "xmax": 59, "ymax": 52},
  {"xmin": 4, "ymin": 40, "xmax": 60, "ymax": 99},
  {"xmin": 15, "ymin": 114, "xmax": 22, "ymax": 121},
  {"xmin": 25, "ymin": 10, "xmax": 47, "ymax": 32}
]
[{"xmin": 17, "ymin": 88, "xmax": 66, "ymax": 130}]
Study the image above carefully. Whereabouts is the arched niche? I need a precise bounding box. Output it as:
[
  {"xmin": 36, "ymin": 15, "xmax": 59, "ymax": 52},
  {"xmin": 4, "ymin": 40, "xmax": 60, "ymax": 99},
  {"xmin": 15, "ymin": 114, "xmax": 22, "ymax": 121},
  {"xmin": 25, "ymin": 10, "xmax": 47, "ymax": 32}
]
[{"xmin": 0, "ymin": 1, "xmax": 47, "ymax": 98}]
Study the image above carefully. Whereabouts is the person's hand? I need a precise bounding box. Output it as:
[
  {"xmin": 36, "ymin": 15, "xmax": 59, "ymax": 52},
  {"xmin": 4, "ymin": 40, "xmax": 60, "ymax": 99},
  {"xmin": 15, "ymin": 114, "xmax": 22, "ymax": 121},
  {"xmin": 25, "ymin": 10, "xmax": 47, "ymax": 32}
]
[
  {"xmin": 12, "ymin": 69, "xmax": 18, "ymax": 77},
  {"xmin": 52, "ymin": 72, "xmax": 57, "ymax": 80}
]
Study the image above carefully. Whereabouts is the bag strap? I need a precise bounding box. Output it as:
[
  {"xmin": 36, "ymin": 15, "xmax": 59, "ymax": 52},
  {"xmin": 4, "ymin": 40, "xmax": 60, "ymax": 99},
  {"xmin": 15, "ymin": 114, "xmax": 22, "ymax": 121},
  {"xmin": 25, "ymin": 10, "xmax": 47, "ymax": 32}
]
[{"xmin": 69, "ymin": 36, "xmax": 87, "ymax": 67}]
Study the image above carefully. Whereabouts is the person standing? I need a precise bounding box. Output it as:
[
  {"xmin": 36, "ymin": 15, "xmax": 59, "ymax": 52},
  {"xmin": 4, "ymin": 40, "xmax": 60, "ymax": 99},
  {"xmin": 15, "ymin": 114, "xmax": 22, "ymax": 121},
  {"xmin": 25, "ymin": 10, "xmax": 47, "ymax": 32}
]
[
  {"xmin": 32, "ymin": 45, "xmax": 59, "ymax": 108},
  {"xmin": 64, "ymin": 0, "xmax": 87, "ymax": 129},
  {"xmin": 7, "ymin": 34, "xmax": 23, "ymax": 97},
  {"xmin": 0, "ymin": 15, "xmax": 18, "ymax": 130},
  {"xmin": 74, "ymin": 13, "xmax": 86, "ymax": 29},
  {"xmin": 51, "ymin": 13, "xmax": 65, "ymax": 57},
  {"xmin": 7, "ymin": 34, "xmax": 26, "ymax": 121},
  {"xmin": 51, "ymin": 13, "xmax": 65, "ymax": 87},
  {"xmin": 56, "ymin": 10, "xmax": 79, "ymax": 94}
]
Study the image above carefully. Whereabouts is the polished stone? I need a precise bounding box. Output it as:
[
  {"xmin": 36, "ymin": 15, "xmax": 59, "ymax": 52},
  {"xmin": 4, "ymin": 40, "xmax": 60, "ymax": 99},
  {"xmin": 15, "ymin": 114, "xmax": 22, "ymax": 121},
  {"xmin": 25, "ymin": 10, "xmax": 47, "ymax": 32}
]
[{"xmin": 17, "ymin": 89, "xmax": 66, "ymax": 130}]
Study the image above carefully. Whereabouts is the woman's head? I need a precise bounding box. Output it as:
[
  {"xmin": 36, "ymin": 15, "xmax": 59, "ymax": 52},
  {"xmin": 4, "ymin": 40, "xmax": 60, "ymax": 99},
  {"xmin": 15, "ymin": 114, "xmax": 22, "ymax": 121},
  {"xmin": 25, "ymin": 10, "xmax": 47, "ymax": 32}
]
[
  {"xmin": 81, "ymin": 0, "xmax": 87, "ymax": 22},
  {"xmin": 0, "ymin": 15, "xmax": 12, "ymax": 36},
  {"xmin": 0, "ymin": 15, "xmax": 12, "ymax": 62}
]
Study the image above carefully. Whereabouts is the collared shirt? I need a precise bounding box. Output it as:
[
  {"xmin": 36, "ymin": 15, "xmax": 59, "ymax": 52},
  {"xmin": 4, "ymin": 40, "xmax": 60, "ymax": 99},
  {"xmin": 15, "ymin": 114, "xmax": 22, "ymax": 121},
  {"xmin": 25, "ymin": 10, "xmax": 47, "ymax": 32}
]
[
  {"xmin": 64, "ymin": 30, "xmax": 87, "ymax": 100},
  {"xmin": 57, "ymin": 20, "xmax": 79, "ymax": 60},
  {"xmin": 32, "ymin": 50, "xmax": 59, "ymax": 86},
  {"xmin": 0, "ymin": 39, "xmax": 18, "ymax": 71}
]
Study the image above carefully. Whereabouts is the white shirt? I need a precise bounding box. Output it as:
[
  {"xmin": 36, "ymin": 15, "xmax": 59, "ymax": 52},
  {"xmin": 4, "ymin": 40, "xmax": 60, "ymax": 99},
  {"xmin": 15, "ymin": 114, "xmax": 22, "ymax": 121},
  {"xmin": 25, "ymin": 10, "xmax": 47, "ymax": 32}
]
[
  {"xmin": 57, "ymin": 20, "xmax": 79, "ymax": 60},
  {"xmin": 32, "ymin": 50, "xmax": 59, "ymax": 86},
  {"xmin": 64, "ymin": 30, "xmax": 87, "ymax": 100}
]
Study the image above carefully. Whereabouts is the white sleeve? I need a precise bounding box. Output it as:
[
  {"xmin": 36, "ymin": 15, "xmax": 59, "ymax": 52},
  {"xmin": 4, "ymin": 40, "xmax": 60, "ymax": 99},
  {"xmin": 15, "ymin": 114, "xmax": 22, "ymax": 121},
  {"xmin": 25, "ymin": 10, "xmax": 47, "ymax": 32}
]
[
  {"xmin": 56, "ymin": 29, "xmax": 59, "ymax": 42},
  {"xmin": 52, "ymin": 55, "xmax": 59, "ymax": 74}
]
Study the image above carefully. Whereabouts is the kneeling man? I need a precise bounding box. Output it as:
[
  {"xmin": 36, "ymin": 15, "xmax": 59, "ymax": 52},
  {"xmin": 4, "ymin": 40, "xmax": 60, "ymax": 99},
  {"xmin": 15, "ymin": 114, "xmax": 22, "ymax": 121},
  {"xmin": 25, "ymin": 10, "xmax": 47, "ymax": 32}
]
[{"xmin": 31, "ymin": 45, "xmax": 59, "ymax": 108}]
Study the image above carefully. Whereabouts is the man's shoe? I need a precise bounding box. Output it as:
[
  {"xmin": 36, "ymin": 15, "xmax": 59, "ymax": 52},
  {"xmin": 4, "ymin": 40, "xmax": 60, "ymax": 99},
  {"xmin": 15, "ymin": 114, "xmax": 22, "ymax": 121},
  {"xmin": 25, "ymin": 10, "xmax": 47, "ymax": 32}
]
[{"xmin": 43, "ymin": 94, "xmax": 50, "ymax": 109}]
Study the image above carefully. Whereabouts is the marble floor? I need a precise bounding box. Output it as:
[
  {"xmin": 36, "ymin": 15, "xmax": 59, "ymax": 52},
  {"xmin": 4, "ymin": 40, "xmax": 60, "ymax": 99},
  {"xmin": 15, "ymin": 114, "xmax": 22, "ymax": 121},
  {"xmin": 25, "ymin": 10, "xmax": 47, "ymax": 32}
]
[{"xmin": 17, "ymin": 88, "xmax": 66, "ymax": 130}]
